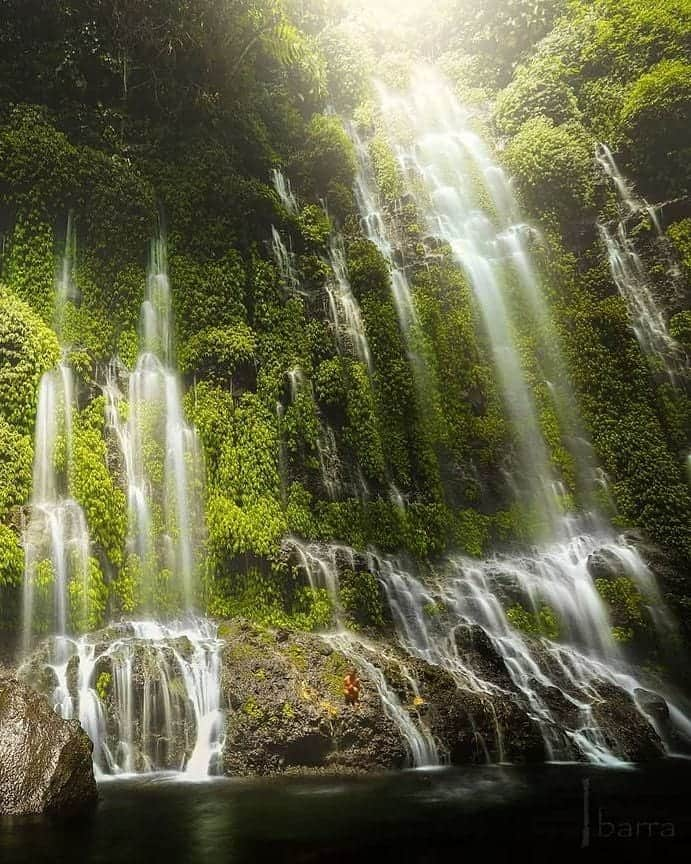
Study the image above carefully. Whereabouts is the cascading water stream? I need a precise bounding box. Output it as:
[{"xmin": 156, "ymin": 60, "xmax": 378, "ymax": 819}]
[
  {"xmin": 278, "ymin": 69, "xmax": 691, "ymax": 765},
  {"xmin": 22, "ymin": 216, "xmax": 92, "ymax": 662},
  {"xmin": 288, "ymin": 539, "xmax": 440, "ymax": 767},
  {"xmin": 36, "ymin": 620, "xmax": 225, "ymax": 778},
  {"xmin": 376, "ymin": 69, "xmax": 571, "ymax": 538},
  {"xmin": 21, "ymin": 230, "xmax": 223, "ymax": 780},
  {"xmin": 350, "ymin": 125, "xmax": 418, "ymax": 336},
  {"xmin": 596, "ymin": 143, "xmax": 687, "ymax": 383},
  {"xmin": 287, "ymin": 534, "xmax": 691, "ymax": 765},
  {"xmin": 327, "ymin": 235, "xmax": 373, "ymax": 373},
  {"xmin": 104, "ymin": 236, "xmax": 205, "ymax": 613},
  {"xmin": 272, "ymin": 167, "xmax": 298, "ymax": 215},
  {"xmin": 270, "ymin": 226, "xmax": 302, "ymax": 296}
]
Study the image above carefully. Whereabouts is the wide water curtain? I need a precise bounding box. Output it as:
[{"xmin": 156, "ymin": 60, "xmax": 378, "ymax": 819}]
[{"xmin": 376, "ymin": 67, "xmax": 605, "ymax": 541}]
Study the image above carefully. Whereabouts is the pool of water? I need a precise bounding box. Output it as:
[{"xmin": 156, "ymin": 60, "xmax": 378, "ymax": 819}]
[{"xmin": 2, "ymin": 761, "xmax": 690, "ymax": 863}]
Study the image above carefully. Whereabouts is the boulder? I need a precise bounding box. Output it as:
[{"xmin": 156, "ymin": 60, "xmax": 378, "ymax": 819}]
[
  {"xmin": 586, "ymin": 548, "xmax": 630, "ymax": 582},
  {"xmin": 218, "ymin": 620, "xmax": 406, "ymax": 774},
  {"xmin": 634, "ymin": 688, "xmax": 669, "ymax": 724},
  {"xmin": 0, "ymin": 676, "xmax": 97, "ymax": 814},
  {"xmin": 591, "ymin": 682, "xmax": 664, "ymax": 761}
]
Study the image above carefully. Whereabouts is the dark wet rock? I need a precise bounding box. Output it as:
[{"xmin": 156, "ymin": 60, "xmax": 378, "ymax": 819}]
[
  {"xmin": 587, "ymin": 548, "xmax": 630, "ymax": 582},
  {"xmin": 0, "ymin": 675, "xmax": 97, "ymax": 814},
  {"xmin": 453, "ymin": 623, "xmax": 514, "ymax": 691},
  {"xmin": 217, "ymin": 618, "xmax": 553, "ymax": 773},
  {"xmin": 406, "ymin": 656, "xmax": 545, "ymax": 764},
  {"xmin": 634, "ymin": 688, "xmax": 669, "ymax": 723},
  {"xmin": 633, "ymin": 688, "xmax": 691, "ymax": 755},
  {"xmin": 591, "ymin": 683, "xmax": 664, "ymax": 761}
]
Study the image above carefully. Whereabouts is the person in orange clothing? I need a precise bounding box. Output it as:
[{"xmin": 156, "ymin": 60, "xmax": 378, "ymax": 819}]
[{"xmin": 343, "ymin": 668, "xmax": 361, "ymax": 705}]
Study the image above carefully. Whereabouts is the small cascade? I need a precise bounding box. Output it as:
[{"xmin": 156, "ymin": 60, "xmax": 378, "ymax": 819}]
[
  {"xmin": 22, "ymin": 217, "xmax": 92, "ymax": 658},
  {"xmin": 350, "ymin": 125, "xmax": 418, "ymax": 335},
  {"xmin": 38, "ymin": 619, "xmax": 224, "ymax": 777},
  {"xmin": 287, "ymin": 539, "xmax": 439, "ymax": 767},
  {"xmin": 317, "ymin": 423, "xmax": 343, "ymax": 501},
  {"xmin": 323, "ymin": 631, "xmax": 439, "ymax": 768},
  {"xmin": 596, "ymin": 143, "xmax": 687, "ymax": 381},
  {"xmin": 286, "ymin": 534, "xmax": 691, "ymax": 764},
  {"xmin": 270, "ymin": 226, "xmax": 302, "ymax": 295},
  {"xmin": 327, "ymin": 236, "xmax": 373, "ymax": 373},
  {"xmin": 376, "ymin": 68, "xmax": 574, "ymax": 537},
  {"xmin": 272, "ymin": 167, "xmax": 298, "ymax": 214},
  {"xmin": 104, "ymin": 236, "xmax": 205, "ymax": 613}
]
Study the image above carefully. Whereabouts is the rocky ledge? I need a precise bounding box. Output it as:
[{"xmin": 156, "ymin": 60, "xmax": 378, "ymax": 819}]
[
  {"xmin": 0, "ymin": 674, "xmax": 97, "ymax": 815},
  {"xmin": 217, "ymin": 619, "xmax": 664, "ymax": 773},
  {"xmin": 16, "ymin": 615, "xmax": 670, "ymax": 778}
]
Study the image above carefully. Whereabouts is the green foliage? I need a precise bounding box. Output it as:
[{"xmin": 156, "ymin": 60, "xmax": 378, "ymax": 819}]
[
  {"xmin": 595, "ymin": 576, "xmax": 647, "ymax": 642},
  {"xmin": 339, "ymin": 568, "xmax": 388, "ymax": 631},
  {"xmin": 0, "ymin": 523, "xmax": 24, "ymax": 587},
  {"xmin": 369, "ymin": 134, "xmax": 405, "ymax": 202},
  {"xmin": 292, "ymin": 114, "xmax": 356, "ymax": 201},
  {"xmin": 179, "ymin": 324, "xmax": 257, "ymax": 384},
  {"xmin": 502, "ymin": 118, "xmax": 598, "ymax": 225},
  {"xmin": 206, "ymin": 393, "xmax": 288, "ymax": 559},
  {"xmin": 452, "ymin": 510, "xmax": 491, "ymax": 558},
  {"xmin": 297, "ymin": 204, "xmax": 332, "ymax": 246},
  {"xmin": 171, "ymin": 253, "xmax": 247, "ymax": 345},
  {"xmin": 341, "ymin": 361, "xmax": 386, "ymax": 484},
  {"xmin": 667, "ymin": 219, "xmax": 691, "ymax": 283},
  {"xmin": 72, "ymin": 398, "xmax": 127, "ymax": 567},
  {"xmin": 0, "ymin": 285, "xmax": 59, "ymax": 434},
  {"xmin": 68, "ymin": 557, "xmax": 109, "ymax": 632},
  {"xmin": 494, "ymin": 55, "xmax": 581, "ymax": 136},
  {"xmin": 620, "ymin": 59, "xmax": 691, "ymax": 197},
  {"xmin": 506, "ymin": 603, "xmax": 560, "ymax": 640},
  {"xmin": 96, "ymin": 671, "xmax": 112, "ymax": 701},
  {"xmin": 0, "ymin": 418, "xmax": 32, "ymax": 516},
  {"xmin": 208, "ymin": 566, "xmax": 333, "ymax": 632},
  {"xmin": 669, "ymin": 311, "xmax": 691, "ymax": 351},
  {"xmin": 542, "ymin": 238, "xmax": 691, "ymax": 562}
]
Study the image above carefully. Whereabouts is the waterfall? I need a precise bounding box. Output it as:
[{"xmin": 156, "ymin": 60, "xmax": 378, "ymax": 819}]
[
  {"xmin": 323, "ymin": 631, "xmax": 439, "ymax": 768},
  {"xmin": 270, "ymin": 226, "xmax": 303, "ymax": 296},
  {"xmin": 39, "ymin": 619, "xmax": 225, "ymax": 778},
  {"xmin": 288, "ymin": 539, "xmax": 439, "ymax": 767},
  {"xmin": 276, "ymin": 72, "xmax": 691, "ymax": 766},
  {"xmin": 375, "ymin": 68, "xmax": 577, "ymax": 538},
  {"xmin": 272, "ymin": 167, "xmax": 298, "ymax": 215},
  {"xmin": 327, "ymin": 235, "xmax": 374, "ymax": 373},
  {"xmin": 287, "ymin": 534, "xmax": 691, "ymax": 764},
  {"xmin": 350, "ymin": 126, "xmax": 418, "ymax": 335},
  {"xmin": 104, "ymin": 236, "xmax": 205, "ymax": 614},
  {"xmin": 21, "ymin": 231, "xmax": 223, "ymax": 780},
  {"xmin": 596, "ymin": 143, "xmax": 687, "ymax": 383},
  {"xmin": 22, "ymin": 217, "xmax": 92, "ymax": 659}
]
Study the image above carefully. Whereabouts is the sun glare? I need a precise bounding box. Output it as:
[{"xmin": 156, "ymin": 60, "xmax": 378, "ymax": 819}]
[{"xmin": 354, "ymin": 0, "xmax": 435, "ymax": 28}]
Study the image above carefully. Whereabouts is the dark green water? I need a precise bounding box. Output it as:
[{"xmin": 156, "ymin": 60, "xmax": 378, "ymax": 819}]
[{"xmin": 2, "ymin": 762, "xmax": 690, "ymax": 863}]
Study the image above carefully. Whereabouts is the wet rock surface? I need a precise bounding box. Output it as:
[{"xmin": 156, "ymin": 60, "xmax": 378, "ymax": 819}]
[
  {"xmin": 218, "ymin": 620, "xmax": 407, "ymax": 774},
  {"xmin": 0, "ymin": 674, "xmax": 97, "ymax": 814}
]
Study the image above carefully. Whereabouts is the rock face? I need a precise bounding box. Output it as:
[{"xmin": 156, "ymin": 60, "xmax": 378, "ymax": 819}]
[
  {"xmin": 219, "ymin": 620, "xmax": 407, "ymax": 774},
  {"xmin": 216, "ymin": 619, "xmax": 664, "ymax": 774},
  {"xmin": 0, "ymin": 675, "xmax": 97, "ymax": 814}
]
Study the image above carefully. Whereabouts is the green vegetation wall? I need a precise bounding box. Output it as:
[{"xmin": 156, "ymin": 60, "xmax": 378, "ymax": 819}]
[{"xmin": 0, "ymin": 0, "xmax": 689, "ymax": 638}]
